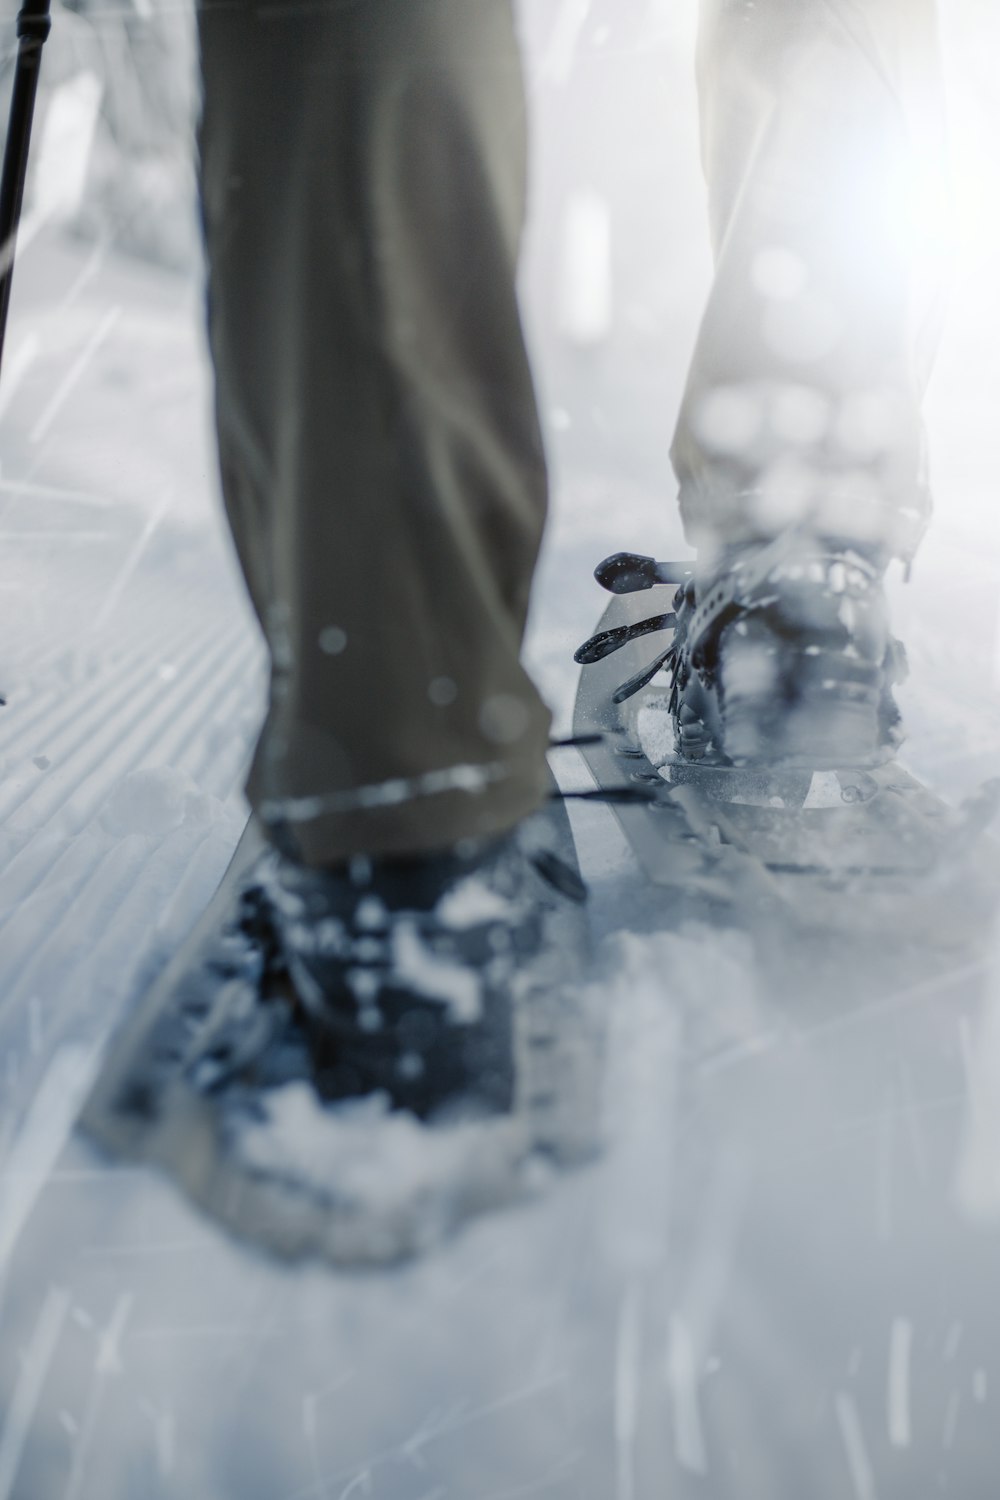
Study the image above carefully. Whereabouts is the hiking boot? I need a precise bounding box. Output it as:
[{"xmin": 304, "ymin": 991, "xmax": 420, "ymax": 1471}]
[
  {"xmin": 670, "ymin": 538, "xmax": 906, "ymax": 768},
  {"xmin": 253, "ymin": 813, "xmax": 593, "ymax": 1144},
  {"xmin": 577, "ymin": 535, "xmax": 906, "ymax": 771},
  {"xmin": 80, "ymin": 803, "xmax": 599, "ymax": 1265}
]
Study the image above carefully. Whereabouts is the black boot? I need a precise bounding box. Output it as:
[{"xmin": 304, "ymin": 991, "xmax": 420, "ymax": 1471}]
[
  {"xmin": 81, "ymin": 801, "xmax": 599, "ymax": 1265},
  {"xmin": 669, "ymin": 537, "xmax": 906, "ymax": 768}
]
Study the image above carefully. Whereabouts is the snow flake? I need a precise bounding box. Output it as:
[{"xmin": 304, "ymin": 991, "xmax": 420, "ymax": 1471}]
[
  {"xmin": 319, "ymin": 626, "xmax": 348, "ymax": 656},
  {"xmin": 390, "ymin": 921, "xmax": 482, "ymax": 1022},
  {"xmin": 346, "ymin": 968, "xmax": 382, "ymax": 1005},
  {"xmin": 355, "ymin": 896, "xmax": 387, "ymax": 930},
  {"xmin": 436, "ymin": 877, "xmax": 515, "ymax": 930},
  {"xmin": 428, "ymin": 676, "xmax": 457, "ymax": 707}
]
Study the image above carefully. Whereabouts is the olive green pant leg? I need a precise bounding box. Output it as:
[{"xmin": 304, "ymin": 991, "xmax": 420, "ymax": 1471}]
[{"xmin": 197, "ymin": 0, "xmax": 551, "ymax": 867}]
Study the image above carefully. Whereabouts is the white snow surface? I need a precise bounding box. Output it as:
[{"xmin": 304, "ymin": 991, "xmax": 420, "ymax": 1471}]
[
  {"xmin": 235, "ymin": 1084, "xmax": 531, "ymax": 1256},
  {"xmin": 436, "ymin": 874, "xmax": 518, "ymax": 931},
  {"xmin": 636, "ymin": 693, "xmax": 677, "ymax": 768},
  {"xmin": 390, "ymin": 918, "xmax": 483, "ymax": 1023},
  {"xmin": 1, "ymin": 3, "xmax": 1000, "ymax": 1496},
  {"xmin": 98, "ymin": 765, "xmax": 223, "ymax": 838}
]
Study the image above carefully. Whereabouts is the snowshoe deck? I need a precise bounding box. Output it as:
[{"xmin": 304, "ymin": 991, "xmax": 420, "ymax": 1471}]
[{"xmin": 573, "ymin": 588, "xmax": 1000, "ymax": 945}]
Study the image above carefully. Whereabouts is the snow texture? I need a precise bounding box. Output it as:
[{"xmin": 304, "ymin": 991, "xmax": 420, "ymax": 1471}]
[
  {"xmin": 235, "ymin": 1084, "xmax": 530, "ymax": 1258},
  {"xmin": 389, "ymin": 919, "xmax": 484, "ymax": 1023},
  {"xmin": 436, "ymin": 874, "xmax": 518, "ymax": 931},
  {"xmin": 98, "ymin": 765, "xmax": 222, "ymax": 839}
]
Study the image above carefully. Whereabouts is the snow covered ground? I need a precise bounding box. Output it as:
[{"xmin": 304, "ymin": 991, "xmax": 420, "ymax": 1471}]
[{"xmin": 1, "ymin": 3, "xmax": 1000, "ymax": 1497}]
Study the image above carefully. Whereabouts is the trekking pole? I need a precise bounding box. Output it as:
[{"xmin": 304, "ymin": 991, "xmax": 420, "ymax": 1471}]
[{"xmin": 0, "ymin": 0, "xmax": 52, "ymax": 380}]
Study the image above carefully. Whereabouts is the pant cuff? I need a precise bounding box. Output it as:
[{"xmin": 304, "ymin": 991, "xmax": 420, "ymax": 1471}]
[
  {"xmin": 251, "ymin": 755, "xmax": 552, "ymax": 867},
  {"xmin": 678, "ymin": 479, "xmax": 931, "ymax": 565}
]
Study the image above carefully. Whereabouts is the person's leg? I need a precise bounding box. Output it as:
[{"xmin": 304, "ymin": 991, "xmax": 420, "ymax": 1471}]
[
  {"xmin": 93, "ymin": 5, "xmax": 588, "ymax": 1257},
  {"xmin": 197, "ymin": 0, "xmax": 551, "ymax": 869},
  {"xmin": 673, "ymin": 0, "xmax": 949, "ymax": 565}
]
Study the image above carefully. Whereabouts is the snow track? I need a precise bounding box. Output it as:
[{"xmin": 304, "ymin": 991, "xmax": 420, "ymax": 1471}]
[{"xmin": 0, "ymin": 470, "xmax": 260, "ymax": 1157}]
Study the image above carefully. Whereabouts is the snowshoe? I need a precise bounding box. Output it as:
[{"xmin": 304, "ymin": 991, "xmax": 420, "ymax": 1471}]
[{"xmin": 572, "ymin": 534, "xmax": 1000, "ymax": 948}]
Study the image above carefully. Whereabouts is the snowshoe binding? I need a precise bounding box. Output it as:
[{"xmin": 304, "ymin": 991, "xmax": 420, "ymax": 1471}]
[
  {"xmin": 576, "ymin": 532, "xmax": 906, "ymax": 772},
  {"xmin": 571, "ymin": 531, "xmax": 1000, "ymax": 943}
]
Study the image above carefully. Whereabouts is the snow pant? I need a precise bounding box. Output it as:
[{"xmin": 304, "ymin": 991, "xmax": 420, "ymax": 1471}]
[
  {"xmin": 197, "ymin": 0, "xmax": 552, "ymax": 867},
  {"xmin": 673, "ymin": 0, "xmax": 948, "ymax": 566},
  {"xmin": 196, "ymin": 0, "xmax": 947, "ymax": 867}
]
